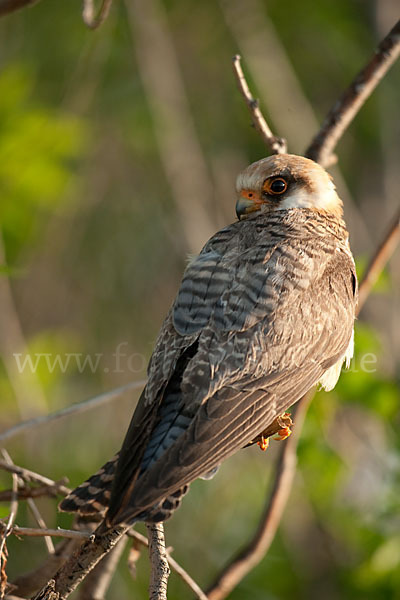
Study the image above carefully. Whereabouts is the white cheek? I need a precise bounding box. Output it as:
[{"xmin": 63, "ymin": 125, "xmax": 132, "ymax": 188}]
[
  {"xmin": 278, "ymin": 183, "xmax": 339, "ymax": 212},
  {"xmin": 279, "ymin": 189, "xmax": 311, "ymax": 209}
]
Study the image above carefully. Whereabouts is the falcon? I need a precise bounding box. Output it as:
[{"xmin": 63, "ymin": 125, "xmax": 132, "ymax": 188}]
[{"xmin": 60, "ymin": 154, "xmax": 357, "ymax": 526}]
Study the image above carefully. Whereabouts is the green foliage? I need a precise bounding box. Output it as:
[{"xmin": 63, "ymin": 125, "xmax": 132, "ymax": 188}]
[{"xmin": 0, "ymin": 65, "xmax": 88, "ymax": 263}]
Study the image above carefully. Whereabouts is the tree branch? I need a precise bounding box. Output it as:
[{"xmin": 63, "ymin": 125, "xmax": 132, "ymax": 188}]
[
  {"xmin": 0, "ymin": 461, "xmax": 70, "ymax": 497},
  {"xmin": 0, "ymin": 0, "xmax": 39, "ymax": 17},
  {"xmin": 306, "ymin": 20, "xmax": 400, "ymax": 167},
  {"xmin": 0, "ymin": 379, "xmax": 146, "ymax": 444},
  {"xmin": 0, "ymin": 524, "xmax": 93, "ymax": 541},
  {"xmin": 357, "ymin": 207, "xmax": 400, "ymax": 311},
  {"xmin": 0, "ymin": 485, "xmax": 62, "ymax": 502},
  {"xmin": 232, "ymin": 55, "xmax": 287, "ymax": 155},
  {"xmin": 127, "ymin": 530, "xmax": 208, "ymax": 600},
  {"xmin": 0, "ymin": 451, "xmax": 18, "ymax": 599},
  {"xmin": 82, "ymin": 0, "xmax": 113, "ymax": 30},
  {"xmin": 146, "ymin": 523, "xmax": 170, "ymax": 600}
]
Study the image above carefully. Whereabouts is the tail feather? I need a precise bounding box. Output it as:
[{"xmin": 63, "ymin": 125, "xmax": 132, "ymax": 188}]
[
  {"xmin": 59, "ymin": 454, "xmax": 119, "ymax": 516},
  {"xmin": 59, "ymin": 450, "xmax": 191, "ymax": 523}
]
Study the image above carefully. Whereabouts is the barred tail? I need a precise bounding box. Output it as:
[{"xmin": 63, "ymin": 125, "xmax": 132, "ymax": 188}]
[
  {"xmin": 59, "ymin": 453, "xmax": 191, "ymax": 523},
  {"xmin": 59, "ymin": 454, "xmax": 119, "ymax": 516}
]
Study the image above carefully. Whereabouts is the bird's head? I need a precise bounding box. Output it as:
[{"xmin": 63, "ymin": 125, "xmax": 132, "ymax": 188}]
[{"xmin": 235, "ymin": 154, "xmax": 343, "ymax": 220}]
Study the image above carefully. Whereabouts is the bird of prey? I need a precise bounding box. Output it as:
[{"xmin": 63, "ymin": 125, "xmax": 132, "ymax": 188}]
[{"xmin": 60, "ymin": 154, "xmax": 357, "ymax": 527}]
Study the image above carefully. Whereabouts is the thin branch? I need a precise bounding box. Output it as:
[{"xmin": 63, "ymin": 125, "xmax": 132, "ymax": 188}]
[
  {"xmin": 0, "ymin": 379, "xmax": 146, "ymax": 444},
  {"xmin": 82, "ymin": 0, "xmax": 113, "ymax": 30},
  {"xmin": 306, "ymin": 20, "xmax": 400, "ymax": 167},
  {"xmin": 146, "ymin": 523, "xmax": 170, "ymax": 600},
  {"xmin": 0, "ymin": 461, "xmax": 70, "ymax": 497},
  {"xmin": 1, "ymin": 451, "xmax": 56, "ymax": 555},
  {"xmin": 232, "ymin": 55, "xmax": 287, "ymax": 155},
  {"xmin": 206, "ymin": 392, "xmax": 312, "ymax": 600},
  {"xmin": 0, "ymin": 524, "xmax": 93, "ymax": 541},
  {"xmin": 26, "ymin": 499, "xmax": 55, "ymax": 555},
  {"xmin": 0, "ymin": 0, "xmax": 39, "ymax": 17},
  {"xmin": 357, "ymin": 208, "xmax": 400, "ymax": 311},
  {"xmin": 0, "ymin": 451, "xmax": 18, "ymax": 599},
  {"xmin": 127, "ymin": 530, "xmax": 208, "ymax": 600},
  {"xmin": 0, "ymin": 485, "xmax": 61, "ymax": 502}
]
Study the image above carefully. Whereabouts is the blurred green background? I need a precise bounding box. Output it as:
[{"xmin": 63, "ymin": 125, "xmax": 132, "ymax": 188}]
[{"xmin": 0, "ymin": 0, "xmax": 399, "ymax": 598}]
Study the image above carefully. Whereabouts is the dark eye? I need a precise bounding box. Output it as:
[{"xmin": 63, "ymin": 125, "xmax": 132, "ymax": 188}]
[{"xmin": 263, "ymin": 177, "xmax": 288, "ymax": 195}]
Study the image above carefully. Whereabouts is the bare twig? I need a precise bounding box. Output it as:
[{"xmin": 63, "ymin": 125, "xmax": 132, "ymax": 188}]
[
  {"xmin": 0, "ymin": 379, "xmax": 146, "ymax": 444},
  {"xmin": 219, "ymin": 0, "xmax": 372, "ymax": 251},
  {"xmin": 1, "ymin": 451, "xmax": 56, "ymax": 555},
  {"xmin": 146, "ymin": 523, "xmax": 170, "ymax": 600},
  {"xmin": 26, "ymin": 500, "xmax": 55, "ymax": 555},
  {"xmin": 0, "ymin": 524, "xmax": 93, "ymax": 541},
  {"xmin": 0, "ymin": 0, "xmax": 39, "ymax": 17},
  {"xmin": 306, "ymin": 20, "xmax": 400, "ymax": 167},
  {"xmin": 0, "ymin": 451, "xmax": 18, "ymax": 599},
  {"xmin": 206, "ymin": 392, "xmax": 312, "ymax": 600},
  {"xmin": 0, "ymin": 485, "xmax": 62, "ymax": 502},
  {"xmin": 232, "ymin": 55, "xmax": 287, "ymax": 155},
  {"xmin": 127, "ymin": 530, "xmax": 208, "ymax": 600},
  {"xmin": 82, "ymin": 0, "xmax": 113, "ymax": 30},
  {"xmin": 357, "ymin": 208, "xmax": 400, "ymax": 311},
  {"xmin": 0, "ymin": 461, "xmax": 70, "ymax": 497}
]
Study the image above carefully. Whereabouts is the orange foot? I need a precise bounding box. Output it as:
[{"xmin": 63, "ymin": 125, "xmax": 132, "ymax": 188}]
[
  {"xmin": 257, "ymin": 435, "xmax": 269, "ymax": 451},
  {"xmin": 273, "ymin": 424, "xmax": 292, "ymax": 441}
]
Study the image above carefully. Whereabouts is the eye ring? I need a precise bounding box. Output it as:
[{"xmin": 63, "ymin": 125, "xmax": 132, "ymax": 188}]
[{"xmin": 263, "ymin": 177, "xmax": 288, "ymax": 195}]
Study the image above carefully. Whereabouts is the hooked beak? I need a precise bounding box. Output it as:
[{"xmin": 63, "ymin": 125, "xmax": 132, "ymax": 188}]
[{"xmin": 236, "ymin": 189, "xmax": 263, "ymax": 220}]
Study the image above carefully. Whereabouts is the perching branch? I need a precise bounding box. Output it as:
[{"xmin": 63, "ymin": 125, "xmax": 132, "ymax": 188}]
[
  {"xmin": 146, "ymin": 523, "xmax": 170, "ymax": 600},
  {"xmin": 232, "ymin": 55, "xmax": 287, "ymax": 155},
  {"xmin": 127, "ymin": 529, "xmax": 209, "ymax": 600},
  {"xmin": 306, "ymin": 20, "xmax": 400, "ymax": 167},
  {"xmin": 82, "ymin": 0, "xmax": 113, "ymax": 29}
]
